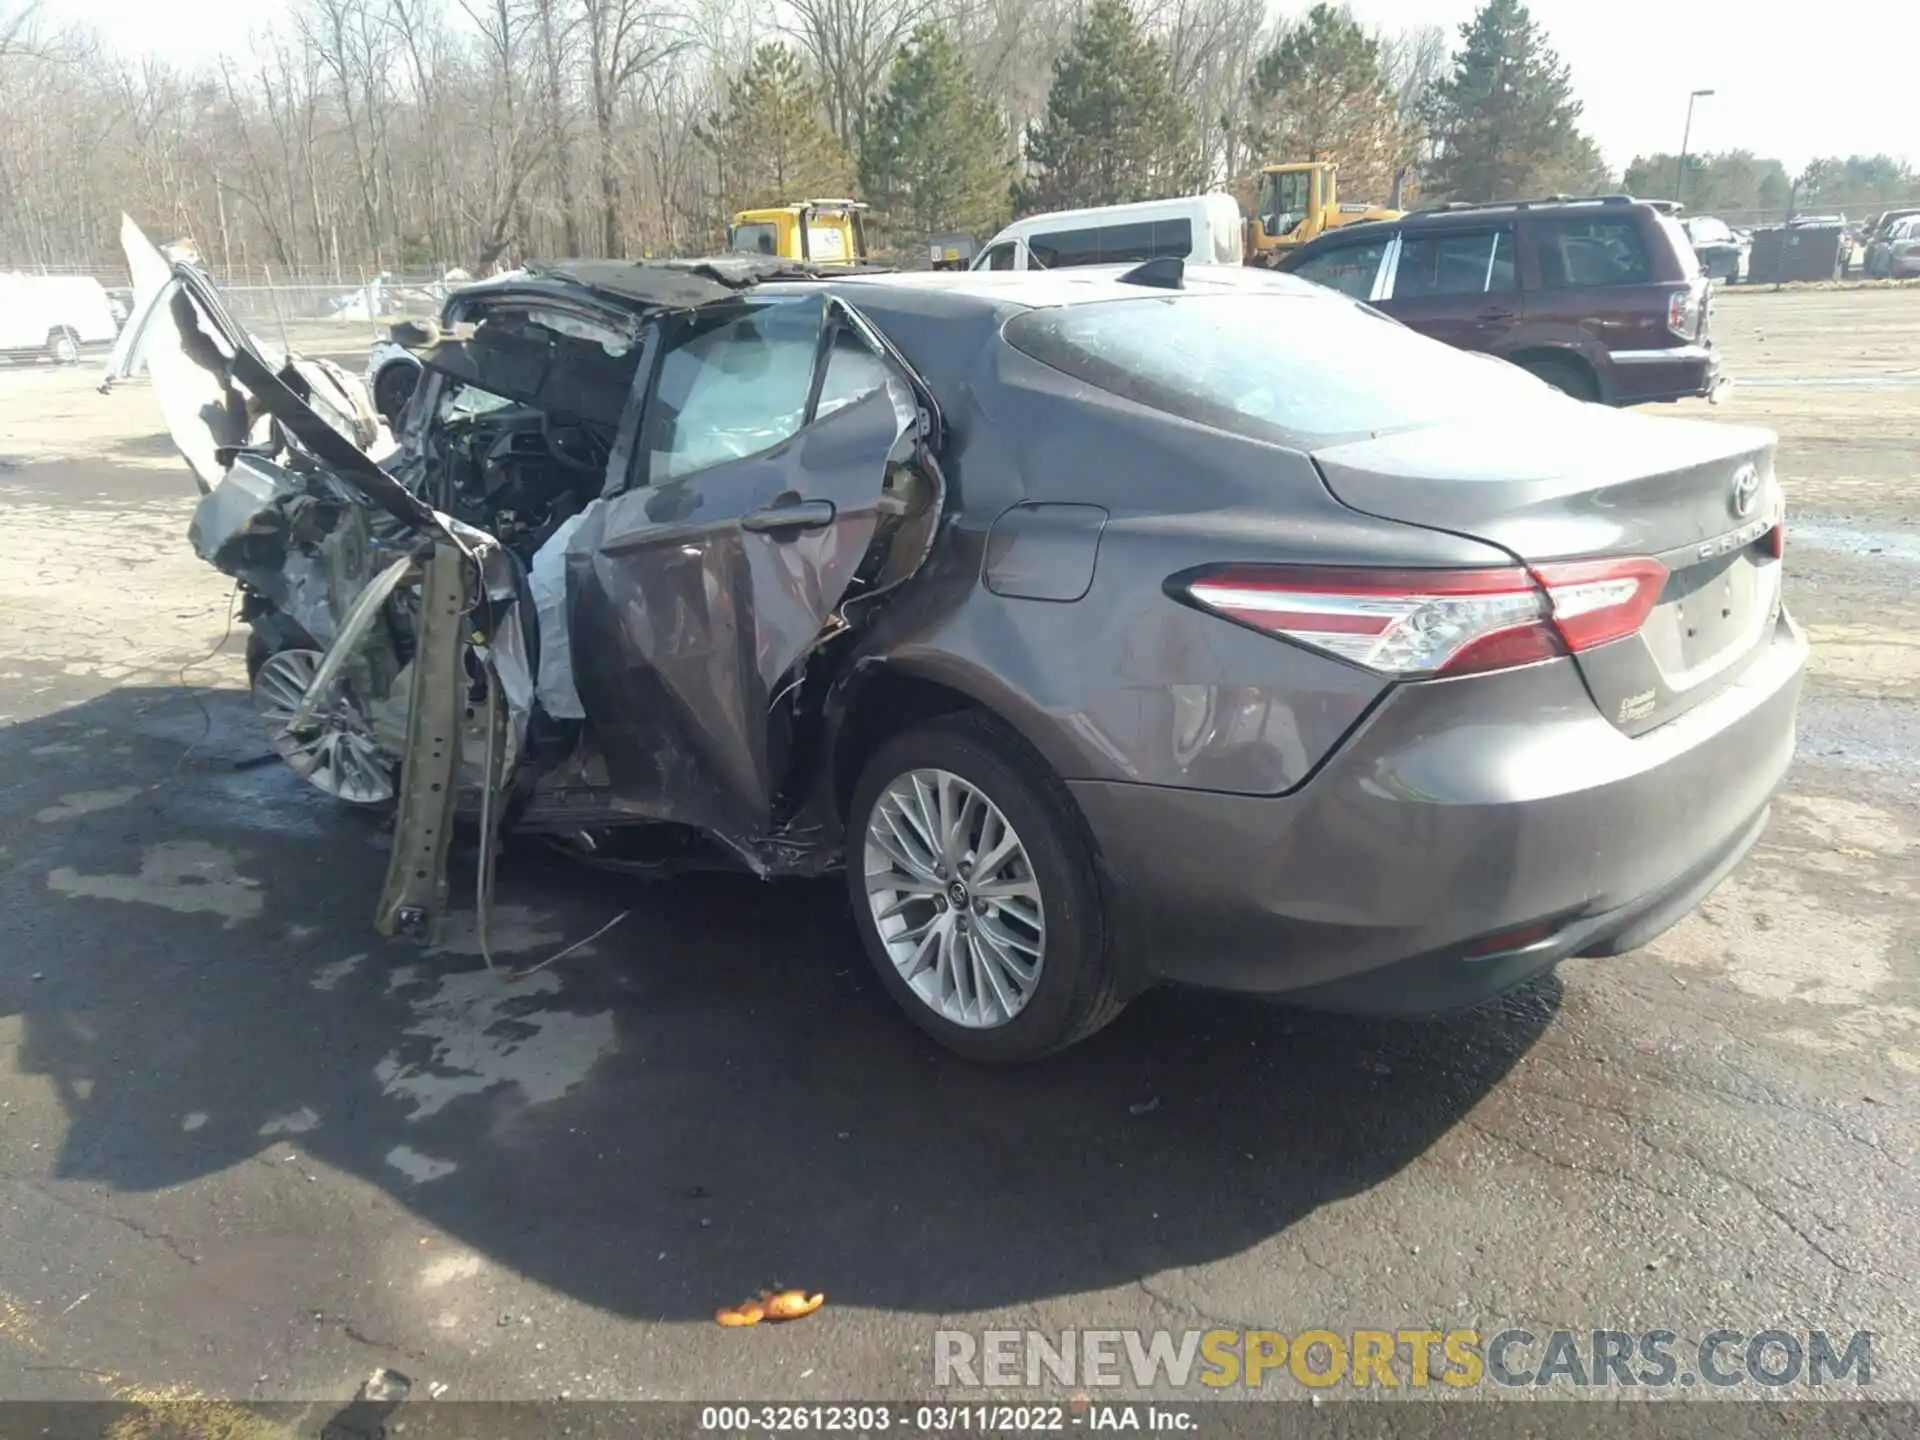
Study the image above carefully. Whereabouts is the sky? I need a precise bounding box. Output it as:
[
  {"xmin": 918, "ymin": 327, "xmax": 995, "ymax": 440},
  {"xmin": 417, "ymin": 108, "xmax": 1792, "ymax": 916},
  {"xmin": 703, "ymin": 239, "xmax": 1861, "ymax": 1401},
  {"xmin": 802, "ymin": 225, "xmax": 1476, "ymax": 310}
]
[{"xmin": 44, "ymin": 0, "xmax": 1915, "ymax": 173}]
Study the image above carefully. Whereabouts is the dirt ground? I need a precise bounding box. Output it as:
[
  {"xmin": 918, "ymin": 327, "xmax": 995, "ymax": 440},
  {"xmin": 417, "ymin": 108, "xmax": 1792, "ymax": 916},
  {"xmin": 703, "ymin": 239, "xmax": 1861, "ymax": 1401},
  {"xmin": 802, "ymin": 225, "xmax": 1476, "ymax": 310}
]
[{"xmin": 0, "ymin": 289, "xmax": 1916, "ymax": 1424}]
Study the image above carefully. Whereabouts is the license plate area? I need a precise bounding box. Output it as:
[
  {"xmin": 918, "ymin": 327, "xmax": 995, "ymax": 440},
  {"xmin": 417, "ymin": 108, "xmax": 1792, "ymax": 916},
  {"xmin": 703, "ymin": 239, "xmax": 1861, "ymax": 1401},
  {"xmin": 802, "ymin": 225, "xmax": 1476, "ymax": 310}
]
[{"xmin": 1641, "ymin": 549, "xmax": 1781, "ymax": 691}]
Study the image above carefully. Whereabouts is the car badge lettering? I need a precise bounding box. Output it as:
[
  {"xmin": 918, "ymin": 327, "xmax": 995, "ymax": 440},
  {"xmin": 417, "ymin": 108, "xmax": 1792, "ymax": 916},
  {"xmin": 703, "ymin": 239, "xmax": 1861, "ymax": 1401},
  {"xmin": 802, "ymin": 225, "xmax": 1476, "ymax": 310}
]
[{"xmin": 1618, "ymin": 689, "xmax": 1658, "ymax": 724}]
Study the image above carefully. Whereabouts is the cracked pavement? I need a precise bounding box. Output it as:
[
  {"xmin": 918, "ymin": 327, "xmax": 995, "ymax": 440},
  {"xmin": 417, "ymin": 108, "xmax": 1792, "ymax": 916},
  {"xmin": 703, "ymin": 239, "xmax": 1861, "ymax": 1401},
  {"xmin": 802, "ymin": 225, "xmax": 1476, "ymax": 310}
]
[{"xmin": 0, "ymin": 289, "xmax": 1916, "ymax": 1411}]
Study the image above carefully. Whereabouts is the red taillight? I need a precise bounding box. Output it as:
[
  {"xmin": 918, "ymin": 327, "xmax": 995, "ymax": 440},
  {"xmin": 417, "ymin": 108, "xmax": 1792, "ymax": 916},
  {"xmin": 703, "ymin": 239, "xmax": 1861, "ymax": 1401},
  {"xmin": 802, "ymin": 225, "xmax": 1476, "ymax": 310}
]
[
  {"xmin": 1176, "ymin": 557, "xmax": 1667, "ymax": 678},
  {"xmin": 1532, "ymin": 556, "xmax": 1669, "ymax": 651},
  {"xmin": 1765, "ymin": 520, "xmax": 1785, "ymax": 559}
]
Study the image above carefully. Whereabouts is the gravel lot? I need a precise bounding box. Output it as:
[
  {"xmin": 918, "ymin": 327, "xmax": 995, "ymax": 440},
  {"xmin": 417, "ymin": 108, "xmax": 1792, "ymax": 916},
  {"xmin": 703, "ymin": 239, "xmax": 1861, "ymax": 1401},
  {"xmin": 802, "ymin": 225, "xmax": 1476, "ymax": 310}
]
[{"xmin": 0, "ymin": 288, "xmax": 1916, "ymax": 1424}]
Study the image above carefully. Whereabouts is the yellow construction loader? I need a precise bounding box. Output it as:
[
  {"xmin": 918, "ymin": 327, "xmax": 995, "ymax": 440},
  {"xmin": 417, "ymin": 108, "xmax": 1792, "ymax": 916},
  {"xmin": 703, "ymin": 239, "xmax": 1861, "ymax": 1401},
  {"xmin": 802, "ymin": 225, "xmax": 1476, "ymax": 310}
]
[{"xmin": 1245, "ymin": 162, "xmax": 1404, "ymax": 265}]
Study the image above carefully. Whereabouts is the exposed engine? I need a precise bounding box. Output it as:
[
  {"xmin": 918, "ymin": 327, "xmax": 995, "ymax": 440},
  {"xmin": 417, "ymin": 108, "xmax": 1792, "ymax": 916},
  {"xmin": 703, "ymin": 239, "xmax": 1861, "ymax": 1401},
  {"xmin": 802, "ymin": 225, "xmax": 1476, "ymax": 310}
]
[{"xmin": 431, "ymin": 396, "xmax": 613, "ymax": 562}]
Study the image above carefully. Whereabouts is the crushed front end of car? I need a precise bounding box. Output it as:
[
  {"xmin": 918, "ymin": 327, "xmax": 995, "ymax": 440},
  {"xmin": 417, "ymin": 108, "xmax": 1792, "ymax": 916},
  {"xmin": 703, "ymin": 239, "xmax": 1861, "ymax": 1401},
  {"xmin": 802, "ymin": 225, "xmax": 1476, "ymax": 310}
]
[{"xmin": 104, "ymin": 216, "xmax": 944, "ymax": 953}]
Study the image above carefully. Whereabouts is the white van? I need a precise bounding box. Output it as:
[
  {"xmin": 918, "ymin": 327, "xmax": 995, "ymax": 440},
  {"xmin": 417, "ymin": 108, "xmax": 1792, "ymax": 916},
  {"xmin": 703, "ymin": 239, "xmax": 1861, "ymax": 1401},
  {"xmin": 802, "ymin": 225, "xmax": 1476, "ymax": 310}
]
[
  {"xmin": 971, "ymin": 194, "xmax": 1243, "ymax": 272},
  {"xmin": 0, "ymin": 274, "xmax": 121, "ymax": 363}
]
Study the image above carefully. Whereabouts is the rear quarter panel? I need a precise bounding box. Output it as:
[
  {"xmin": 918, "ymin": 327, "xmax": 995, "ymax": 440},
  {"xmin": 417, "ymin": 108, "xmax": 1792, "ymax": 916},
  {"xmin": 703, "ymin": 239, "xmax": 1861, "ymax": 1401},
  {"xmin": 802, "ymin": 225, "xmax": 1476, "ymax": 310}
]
[{"xmin": 835, "ymin": 344, "xmax": 1516, "ymax": 797}]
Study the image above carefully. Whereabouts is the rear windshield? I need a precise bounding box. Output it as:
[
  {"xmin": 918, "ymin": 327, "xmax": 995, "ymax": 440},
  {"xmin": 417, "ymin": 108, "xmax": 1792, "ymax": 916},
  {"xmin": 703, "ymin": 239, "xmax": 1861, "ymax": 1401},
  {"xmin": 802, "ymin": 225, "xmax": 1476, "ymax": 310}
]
[{"xmin": 1001, "ymin": 292, "xmax": 1546, "ymax": 447}]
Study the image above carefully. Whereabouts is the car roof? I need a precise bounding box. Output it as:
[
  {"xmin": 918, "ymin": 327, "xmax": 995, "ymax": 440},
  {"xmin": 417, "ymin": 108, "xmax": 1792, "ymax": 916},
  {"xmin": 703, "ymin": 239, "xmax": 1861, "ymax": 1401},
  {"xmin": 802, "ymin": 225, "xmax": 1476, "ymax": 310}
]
[
  {"xmin": 784, "ymin": 266, "xmax": 1338, "ymax": 406},
  {"xmin": 451, "ymin": 256, "xmax": 1321, "ymax": 322},
  {"xmin": 1301, "ymin": 195, "xmax": 1668, "ymax": 242},
  {"xmin": 440, "ymin": 261, "xmax": 1340, "ymax": 413},
  {"xmin": 980, "ymin": 194, "xmax": 1238, "ymax": 243},
  {"xmin": 777, "ymin": 263, "xmax": 1323, "ymax": 313}
]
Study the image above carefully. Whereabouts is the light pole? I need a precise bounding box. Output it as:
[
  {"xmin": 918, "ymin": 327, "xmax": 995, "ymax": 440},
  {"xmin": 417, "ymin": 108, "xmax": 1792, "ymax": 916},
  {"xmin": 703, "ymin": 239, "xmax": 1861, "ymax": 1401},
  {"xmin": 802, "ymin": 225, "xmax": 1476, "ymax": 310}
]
[{"xmin": 1675, "ymin": 88, "xmax": 1715, "ymax": 206}]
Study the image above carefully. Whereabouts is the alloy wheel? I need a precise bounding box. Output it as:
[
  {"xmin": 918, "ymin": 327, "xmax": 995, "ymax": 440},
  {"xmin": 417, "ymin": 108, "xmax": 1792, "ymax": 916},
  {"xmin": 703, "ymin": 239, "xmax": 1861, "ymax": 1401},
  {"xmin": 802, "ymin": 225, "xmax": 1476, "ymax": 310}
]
[
  {"xmin": 251, "ymin": 648, "xmax": 396, "ymax": 805},
  {"xmin": 863, "ymin": 767, "xmax": 1046, "ymax": 1029}
]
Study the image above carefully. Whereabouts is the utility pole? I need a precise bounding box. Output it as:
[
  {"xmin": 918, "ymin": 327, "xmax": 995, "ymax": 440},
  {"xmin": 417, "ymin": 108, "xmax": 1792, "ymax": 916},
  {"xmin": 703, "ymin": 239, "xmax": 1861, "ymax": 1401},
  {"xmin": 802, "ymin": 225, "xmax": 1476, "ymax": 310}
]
[{"xmin": 1674, "ymin": 88, "xmax": 1715, "ymax": 206}]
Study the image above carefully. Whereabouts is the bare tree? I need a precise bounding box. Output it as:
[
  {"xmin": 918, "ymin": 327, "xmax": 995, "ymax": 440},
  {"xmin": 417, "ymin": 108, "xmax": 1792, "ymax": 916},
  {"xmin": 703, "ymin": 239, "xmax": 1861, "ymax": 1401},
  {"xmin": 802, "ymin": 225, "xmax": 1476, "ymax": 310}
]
[
  {"xmin": 299, "ymin": 0, "xmax": 401, "ymax": 264},
  {"xmin": 1376, "ymin": 20, "xmax": 1446, "ymax": 196},
  {"xmin": 0, "ymin": 0, "xmax": 1511, "ymax": 280},
  {"xmin": 456, "ymin": 0, "xmax": 547, "ymax": 267},
  {"xmin": 0, "ymin": 0, "xmax": 43, "ymax": 59},
  {"xmin": 784, "ymin": 0, "xmax": 934, "ymax": 148},
  {"xmin": 578, "ymin": 0, "xmax": 683, "ymax": 255},
  {"xmin": 1147, "ymin": 0, "xmax": 1270, "ymax": 185}
]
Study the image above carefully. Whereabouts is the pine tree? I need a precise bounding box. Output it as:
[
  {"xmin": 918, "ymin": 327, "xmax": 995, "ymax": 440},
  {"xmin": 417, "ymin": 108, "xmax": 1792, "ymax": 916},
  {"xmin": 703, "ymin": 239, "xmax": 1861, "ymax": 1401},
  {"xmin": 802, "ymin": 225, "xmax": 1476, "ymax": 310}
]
[
  {"xmin": 1019, "ymin": 0, "xmax": 1198, "ymax": 213},
  {"xmin": 699, "ymin": 44, "xmax": 857, "ymax": 221},
  {"xmin": 859, "ymin": 26, "xmax": 1012, "ymax": 245},
  {"xmin": 1423, "ymin": 0, "xmax": 1609, "ymax": 203},
  {"xmin": 1245, "ymin": 3, "xmax": 1418, "ymax": 203}
]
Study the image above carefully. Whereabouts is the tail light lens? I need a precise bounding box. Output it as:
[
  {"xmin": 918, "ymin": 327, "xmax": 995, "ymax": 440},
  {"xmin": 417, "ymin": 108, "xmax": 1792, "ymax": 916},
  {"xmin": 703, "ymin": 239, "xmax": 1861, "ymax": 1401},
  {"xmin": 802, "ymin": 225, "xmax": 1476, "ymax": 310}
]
[
  {"xmin": 1176, "ymin": 558, "xmax": 1668, "ymax": 678},
  {"xmin": 1765, "ymin": 520, "xmax": 1786, "ymax": 559},
  {"xmin": 1668, "ymin": 285, "xmax": 1704, "ymax": 339}
]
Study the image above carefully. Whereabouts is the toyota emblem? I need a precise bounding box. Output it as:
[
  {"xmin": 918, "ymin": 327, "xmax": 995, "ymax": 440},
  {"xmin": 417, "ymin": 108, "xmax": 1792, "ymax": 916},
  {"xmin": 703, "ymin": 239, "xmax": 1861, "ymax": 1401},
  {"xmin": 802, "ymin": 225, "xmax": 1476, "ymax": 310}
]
[{"xmin": 1729, "ymin": 464, "xmax": 1761, "ymax": 519}]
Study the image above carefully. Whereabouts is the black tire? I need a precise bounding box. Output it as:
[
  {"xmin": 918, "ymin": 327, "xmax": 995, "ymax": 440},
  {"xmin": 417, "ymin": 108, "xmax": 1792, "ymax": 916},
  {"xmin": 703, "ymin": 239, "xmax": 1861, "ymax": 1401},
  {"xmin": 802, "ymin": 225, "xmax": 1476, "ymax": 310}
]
[
  {"xmin": 46, "ymin": 328, "xmax": 79, "ymax": 365},
  {"xmin": 1521, "ymin": 354, "xmax": 1601, "ymax": 404},
  {"xmin": 373, "ymin": 362, "xmax": 419, "ymax": 427},
  {"xmin": 846, "ymin": 711, "xmax": 1125, "ymax": 1064}
]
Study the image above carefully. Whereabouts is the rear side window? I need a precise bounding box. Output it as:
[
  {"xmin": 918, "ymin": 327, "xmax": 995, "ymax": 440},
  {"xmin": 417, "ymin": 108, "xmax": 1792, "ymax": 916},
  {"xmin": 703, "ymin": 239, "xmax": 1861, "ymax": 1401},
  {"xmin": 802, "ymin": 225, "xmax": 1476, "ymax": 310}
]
[
  {"xmin": 1003, "ymin": 291, "xmax": 1545, "ymax": 447},
  {"xmin": 815, "ymin": 325, "xmax": 892, "ymax": 420},
  {"xmin": 1026, "ymin": 219, "xmax": 1192, "ymax": 269},
  {"xmin": 980, "ymin": 242, "xmax": 1017, "ymax": 271},
  {"xmin": 640, "ymin": 297, "xmax": 823, "ymax": 484},
  {"xmin": 1391, "ymin": 230, "xmax": 1516, "ymax": 298},
  {"xmin": 1533, "ymin": 215, "xmax": 1656, "ymax": 288},
  {"xmin": 1289, "ymin": 237, "xmax": 1390, "ymax": 299}
]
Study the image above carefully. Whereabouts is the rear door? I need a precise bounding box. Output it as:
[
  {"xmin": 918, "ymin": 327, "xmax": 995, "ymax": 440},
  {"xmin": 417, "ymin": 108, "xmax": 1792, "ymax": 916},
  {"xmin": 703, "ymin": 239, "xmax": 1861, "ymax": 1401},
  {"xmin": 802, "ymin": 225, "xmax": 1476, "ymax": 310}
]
[
  {"xmin": 1375, "ymin": 226, "xmax": 1519, "ymax": 353},
  {"xmin": 566, "ymin": 293, "xmax": 924, "ymax": 845}
]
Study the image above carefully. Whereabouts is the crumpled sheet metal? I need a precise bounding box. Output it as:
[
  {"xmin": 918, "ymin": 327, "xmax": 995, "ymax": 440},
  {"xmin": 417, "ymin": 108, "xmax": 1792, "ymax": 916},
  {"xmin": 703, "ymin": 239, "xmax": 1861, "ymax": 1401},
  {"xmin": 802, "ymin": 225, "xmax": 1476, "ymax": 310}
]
[
  {"xmin": 286, "ymin": 555, "xmax": 420, "ymax": 733},
  {"xmin": 188, "ymin": 455, "xmax": 408, "ymax": 651},
  {"xmin": 526, "ymin": 255, "xmax": 890, "ymax": 311}
]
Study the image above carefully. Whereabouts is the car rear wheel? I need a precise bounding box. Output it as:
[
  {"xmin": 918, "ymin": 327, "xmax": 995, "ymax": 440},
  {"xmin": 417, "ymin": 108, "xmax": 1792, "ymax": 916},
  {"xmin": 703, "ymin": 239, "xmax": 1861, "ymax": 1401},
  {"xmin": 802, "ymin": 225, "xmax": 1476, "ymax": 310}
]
[
  {"xmin": 1521, "ymin": 354, "xmax": 1600, "ymax": 404},
  {"xmin": 45, "ymin": 328, "xmax": 79, "ymax": 365},
  {"xmin": 847, "ymin": 712, "xmax": 1124, "ymax": 1063}
]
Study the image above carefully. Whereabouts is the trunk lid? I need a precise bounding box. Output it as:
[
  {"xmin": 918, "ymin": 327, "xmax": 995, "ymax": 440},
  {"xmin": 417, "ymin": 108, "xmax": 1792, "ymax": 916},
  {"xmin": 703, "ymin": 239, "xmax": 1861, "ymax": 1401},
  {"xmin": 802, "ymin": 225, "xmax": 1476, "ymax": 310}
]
[{"xmin": 1313, "ymin": 402, "xmax": 1784, "ymax": 734}]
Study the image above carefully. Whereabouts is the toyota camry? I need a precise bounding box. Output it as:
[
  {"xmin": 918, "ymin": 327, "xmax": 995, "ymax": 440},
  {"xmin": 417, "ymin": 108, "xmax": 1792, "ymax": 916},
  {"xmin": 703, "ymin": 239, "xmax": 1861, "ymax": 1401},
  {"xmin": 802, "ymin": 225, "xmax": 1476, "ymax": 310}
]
[{"xmin": 105, "ymin": 221, "xmax": 1805, "ymax": 1064}]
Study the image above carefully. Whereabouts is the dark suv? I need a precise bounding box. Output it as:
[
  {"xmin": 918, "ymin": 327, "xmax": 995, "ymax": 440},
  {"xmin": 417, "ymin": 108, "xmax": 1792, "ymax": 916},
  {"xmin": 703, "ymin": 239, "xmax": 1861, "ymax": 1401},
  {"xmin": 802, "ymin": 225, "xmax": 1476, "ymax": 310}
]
[{"xmin": 1278, "ymin": 195, "xmax": 1723, "ymax": 407}]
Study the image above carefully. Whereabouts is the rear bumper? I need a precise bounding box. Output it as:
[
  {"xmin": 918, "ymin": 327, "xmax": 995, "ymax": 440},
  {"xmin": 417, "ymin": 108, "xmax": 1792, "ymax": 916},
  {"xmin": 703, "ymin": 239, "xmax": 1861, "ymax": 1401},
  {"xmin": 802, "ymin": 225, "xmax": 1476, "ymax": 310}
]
[
  {"xmin": 1608, "ymin": 342, "xmax": 1722, "ymax": 405},
  {"xmin": 1072, "ymin": 611, "xmax": 1806, "ymax": 1013}
]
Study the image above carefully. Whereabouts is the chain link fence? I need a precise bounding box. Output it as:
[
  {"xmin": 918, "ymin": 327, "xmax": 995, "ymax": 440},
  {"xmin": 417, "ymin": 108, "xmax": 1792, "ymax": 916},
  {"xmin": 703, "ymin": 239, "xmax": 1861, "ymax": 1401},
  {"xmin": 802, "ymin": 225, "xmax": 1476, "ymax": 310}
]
[{"xmin": 5, "ymin": 260, "xmax": 476, "ymax": 363}]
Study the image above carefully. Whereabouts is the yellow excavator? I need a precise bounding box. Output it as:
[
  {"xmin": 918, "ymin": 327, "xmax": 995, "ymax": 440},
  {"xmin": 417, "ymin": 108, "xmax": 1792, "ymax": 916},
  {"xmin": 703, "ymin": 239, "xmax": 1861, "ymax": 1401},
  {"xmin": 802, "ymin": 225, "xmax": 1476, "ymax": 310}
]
[
  {"xmin": 1245, "ymin": 162, "xmax": 1404, "ymax": 265},
  {"xmin": 725, "ymin": 200, "xmax": 871, "ymax": 265}
]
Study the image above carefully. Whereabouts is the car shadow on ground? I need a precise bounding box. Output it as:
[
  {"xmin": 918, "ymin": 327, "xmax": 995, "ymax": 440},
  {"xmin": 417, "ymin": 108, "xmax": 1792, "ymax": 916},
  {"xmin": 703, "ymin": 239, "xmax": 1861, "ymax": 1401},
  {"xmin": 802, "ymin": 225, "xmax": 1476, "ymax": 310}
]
[{"xmin": 2, "ymin": 684, "xmax": 1559, "ymax": 1321}]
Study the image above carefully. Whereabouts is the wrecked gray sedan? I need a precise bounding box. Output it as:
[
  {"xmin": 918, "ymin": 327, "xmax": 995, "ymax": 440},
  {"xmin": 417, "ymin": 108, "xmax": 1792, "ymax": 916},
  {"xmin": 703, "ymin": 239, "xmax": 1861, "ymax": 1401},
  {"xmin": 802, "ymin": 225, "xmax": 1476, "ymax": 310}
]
[{"xmin": 107, "ymin": 219, "xmax": 1804, "ymax": 1064}]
